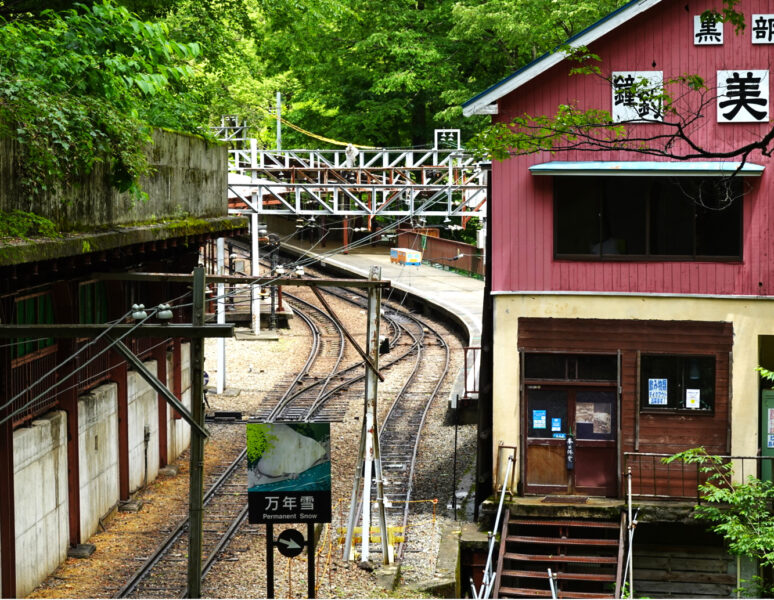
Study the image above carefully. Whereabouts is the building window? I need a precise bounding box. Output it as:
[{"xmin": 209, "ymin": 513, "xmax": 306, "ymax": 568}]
[
  {"xmin": 554, "ymin": 176, "xmax": 742, "ymax": 260},
  {"xmin": 79, "ymin": 281, "xmax": 108, "ymax": 324},
  {"xmin": 524, "ymin": 353, "xmax": 617, "ymax": 381},
  {"xmin": 640, "ymin": 354, "xmax": 715, "ymax": 411},
  {"xmin": 13, "ymin": 292, "xmax": 55, "ymax": 360}
]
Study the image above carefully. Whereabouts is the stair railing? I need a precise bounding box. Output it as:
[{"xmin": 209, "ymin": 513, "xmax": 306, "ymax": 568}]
[{"xmin": 472, "ymin": 454, "xmax": 515, "ymax": 600}]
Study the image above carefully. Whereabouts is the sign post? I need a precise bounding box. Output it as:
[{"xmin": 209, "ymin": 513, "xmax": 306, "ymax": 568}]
[{"xmin": 247, "ymin": 422, "xmax": 331, "ymax": 599}]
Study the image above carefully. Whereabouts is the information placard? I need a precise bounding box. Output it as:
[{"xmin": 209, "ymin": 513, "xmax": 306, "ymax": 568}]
[{"xmin": 247, "ymin": 422, "xmax": 332, "ymax": 524}]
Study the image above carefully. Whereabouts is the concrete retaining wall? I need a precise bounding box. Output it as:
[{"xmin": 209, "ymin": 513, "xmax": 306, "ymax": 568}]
[
  {"xmin": 13, "ymin": 411, "xmax": 69, "ymax": 598},
  {"xmin": 78, "ymin": 383, "xmax": 119, "ymax": 541},
  {"xmin": 128, "ymin": 361, "xmax": 160, "ymax": 493},
  {"xmin": 0, "ymin": 130, "xmax": 226, "ymax": 231},
  {"xmin": 167, "ymin": 343, "xmax": 192, "ymax": 461}
]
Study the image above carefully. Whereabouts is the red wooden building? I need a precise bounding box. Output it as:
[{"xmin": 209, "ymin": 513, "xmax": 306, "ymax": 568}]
[{"xmin": 463, "ymin": 0, "xmax": 774, "ymax": 595}]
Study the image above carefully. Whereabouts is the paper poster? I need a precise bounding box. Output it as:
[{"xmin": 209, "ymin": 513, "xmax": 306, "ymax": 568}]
[
  {"xmin": 648, "ymin": 378, "xmax": 668, "ymax": 405},
  {"xmin": 768, "ymin": 408, "xmax": 774, "ymax": 435},
  {"xmin": 686, "ymin": 389, "xmax": 701, "ymax": 409},
  {"xmin": 576, "ymin": 402, "xmax": 594, "ymax": 424},
  {"xmin": 551, "ymin": 417, "xmax": 562, "ymax": 432},
  {"xmin": 533, "ymin": 410, "xmax": 546, "ymax": 429},
  {"xmin": 768, "ymin": 434, "xmax": 774, "ymax": 449},
  {"xmin": 593, "ymin": 404, "xmax": 612, "ymax": 435}
]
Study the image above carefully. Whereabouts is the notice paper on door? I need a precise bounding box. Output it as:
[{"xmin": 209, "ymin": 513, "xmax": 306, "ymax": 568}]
[
  {"xmin": 532, "ymin": 410, "xmax": 546, "ymax": 429},
  {"xmin": 685, "ymin": 389, "xmax": 700, "ymax": 409},
  {"xmin": 551, "ymin": 417, "xmax": 562, "ymax": 432},
  {"xmin": 593, "ymin": 403, "xmax": 611, "ymax": 434},
  {"xmin": 576, "ymin": 402, "xmax": 594, "ymax": 424}
]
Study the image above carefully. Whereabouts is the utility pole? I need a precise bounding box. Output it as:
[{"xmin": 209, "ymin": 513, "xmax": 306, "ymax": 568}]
[
  {"xmin": 187, "ymin": 267, "xmax": 206, "ymax": 598},
  {"xmin": 343, "ymin": 266, "xmax": 389, "ymax": 563}
]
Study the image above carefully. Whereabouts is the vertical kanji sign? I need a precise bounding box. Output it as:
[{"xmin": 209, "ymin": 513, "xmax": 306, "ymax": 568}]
[
  {"xmin": 247, "ymin": 422, "xmax": 332, "ymax": 524},
  {"xmin": 717, "ymin": 70, "xmax": 770, "ymax": 123}
]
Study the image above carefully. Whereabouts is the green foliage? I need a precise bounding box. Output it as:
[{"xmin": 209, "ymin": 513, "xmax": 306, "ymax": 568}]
[
  {"xmin": 0, "ymin": 1, "xmax": 206, "ymax": 198},
  {"xmin": 0, "ymin": 210, "xmax": 60, "ymax": 239},
  {"xmin": 665, "ymin": 448, "xmax": 774, "ymax": 586},
  {"xmin": 246, "ymin": 424, "xmax": 278, "ymax": 465}
]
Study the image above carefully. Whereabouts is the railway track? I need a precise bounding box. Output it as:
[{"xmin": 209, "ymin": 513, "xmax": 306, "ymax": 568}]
[
  {"xmin": 116, "ymin": 425, "xmax": 248, "ymax": 599},
  {"xmin": 116, "ymin": 248, "xmax": 459, "ymax": 594}
]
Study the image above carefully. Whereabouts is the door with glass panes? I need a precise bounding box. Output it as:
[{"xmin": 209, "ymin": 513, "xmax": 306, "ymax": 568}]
[{"xmin": 522, "ymin": 354, "xmax": 618, "ymax": 496}]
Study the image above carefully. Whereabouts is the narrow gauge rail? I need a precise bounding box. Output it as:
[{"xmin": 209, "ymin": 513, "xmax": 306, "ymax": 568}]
[
  {"xmin": 116, "ymin": 425, "xmax": 247, "ymax": 599},
  {"xmin": 323, "ymin": 286, "xmax": 451, "ymax": 561}
]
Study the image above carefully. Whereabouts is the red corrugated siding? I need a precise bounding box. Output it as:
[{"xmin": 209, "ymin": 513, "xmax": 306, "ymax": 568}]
[{"xmin": 492, "ymin": 0, "xmax": 774, "ymax": 295}]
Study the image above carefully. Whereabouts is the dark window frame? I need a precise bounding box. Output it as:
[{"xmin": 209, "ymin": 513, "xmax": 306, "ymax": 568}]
[
  {"xmin": 523, "ymin": 352, "xmax": 619, "ymax": 383},
  {"xmin": 11, "ymin": 291, "xmax": 56, "ymax": 365},
  {"xmin": 639, "ymin": 353, "xmax": 716, "ymax": 414},
  {"xmin": 553, "ymin": 176, "xmax": 744, "ymax": 262}
]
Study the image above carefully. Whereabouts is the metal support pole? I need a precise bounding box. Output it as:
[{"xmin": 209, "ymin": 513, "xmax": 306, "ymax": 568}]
[
  {"xmin": 270, "ymin": 250, "xmax": 278, "ymax": 330},
  {"xmin": 187, "ymin": 267, "xmax": 206, "ymax": 598},
  {"xmin": 251, "ymin": 213, "xmax": 261, "ymax": 335},
  {"xmin": 628, "ymin": 467, "xmax": 634, "ymax": 599},
  {"xmin": 307, "ymin": 523, "xmax": 315, "ymax": 599},
  {"xmin": 343, "ymin": 416, "xmax": 367, "ymax": 560},
  {"xmin": 267, "ymin": 524, "xmax": 275, "ymax": 598},
  {"xmin": 276, "ymin": 92, "xmax": 282, "ymax": 151},
  {"xmin": 216, "ymin": 237, "xmax": 226, "ymax": 394}
]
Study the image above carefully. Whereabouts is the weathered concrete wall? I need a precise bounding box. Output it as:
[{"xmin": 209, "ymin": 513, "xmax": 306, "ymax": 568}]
[
  {"xmin": 167, "ymin": 343, "xmax": 192, "ymax": 461},
  {"xmin": 0, "ymin": 130, "xmax": 227, "ymax": 231},
  {"xmin": 127, "ymin": 361, "xmax": 160, "ymax": 493},
  {"xmin": 78, "ymin": 383, "xmax": 119, "ymax": 541},
  {"xmin": 13, "ymin": 411, "xmax": 69, "ymax": 598}
]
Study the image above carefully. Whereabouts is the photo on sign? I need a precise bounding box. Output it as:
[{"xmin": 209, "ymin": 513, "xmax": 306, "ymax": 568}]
[{"xmin": 247, "ymin": 423, "xmax": 331, "ymax": 493}]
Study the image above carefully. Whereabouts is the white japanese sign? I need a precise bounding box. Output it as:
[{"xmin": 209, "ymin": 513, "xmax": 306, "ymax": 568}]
[
  {"xmin": 717, "ymin": 70, "xmax": 770, "ymax": 123},
  {"xmin": 694, "ymin": 15, "xmax": 723, "ymax": 45},
  {"xmin": 752, "ymin": 14, "xmax": 774, "ymax": 43},
  {"xmin": 611, "ymin": 71, "xmax": 664, "ymax": 122},
  {"xmin": 685, "ymin": 389, "xmax": 701, "ymax": 409}
]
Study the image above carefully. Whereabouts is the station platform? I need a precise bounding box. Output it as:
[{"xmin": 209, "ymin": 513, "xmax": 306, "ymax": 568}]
[{"xmin": 282, "ymin": 241, "xmax": 484, "ymax": 346}]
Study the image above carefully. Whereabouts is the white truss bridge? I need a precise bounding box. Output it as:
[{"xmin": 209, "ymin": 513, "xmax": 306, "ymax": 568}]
[{"xmin": 225, "ymin": 135, "xmax": 488, "ymax": 222}]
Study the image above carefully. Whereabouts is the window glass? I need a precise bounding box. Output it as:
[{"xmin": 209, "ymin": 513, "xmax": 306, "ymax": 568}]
[
  {"xmin": 601, "ymin": 179, "xmax": 647, "ymax": 255},
  {"xmin": 524, "ymin": 353, "xmax": 617, "ymax": 381},
  {"xmin": 524, "ymin": 353, "xmax": 567, "ymax": 379},
  {"xmin": 527, "ymin": 390, "xmax": 568, "ymax": 438},
  {"xmin": 554, "ymin": 176, "xmax": 742, "ymax": 260},
  {"xmin": 555, "ymin": 178, "xmax": 600, "ymax": 255},
  {"xmin": 13, "ymin": 293, "xmax": 55, "ymax": 359},
  {"xmin": 641, "ymin": 354, "xmax": 715, "ymax": 411}
]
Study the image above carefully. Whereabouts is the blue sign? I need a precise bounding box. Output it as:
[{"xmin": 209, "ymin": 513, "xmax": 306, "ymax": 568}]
[
  {"xmin": 533, "ymin": 410, "xmax": 546, "ymax": 429},
  {"xmin": 553, "ymin": 432, "xmax": 567, "ymax": 439},
  {"xmin": 551, "ymin": 417, "xmax": 562, "ymax": 432},
  {"xmin": 648, "ymin": 378, "xmax": 668, "ymax": 405}
]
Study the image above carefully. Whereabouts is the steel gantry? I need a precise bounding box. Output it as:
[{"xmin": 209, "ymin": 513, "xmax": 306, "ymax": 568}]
[{"xmin": 226, "ymin": 131, "xmax": 488, "ymax": 222}]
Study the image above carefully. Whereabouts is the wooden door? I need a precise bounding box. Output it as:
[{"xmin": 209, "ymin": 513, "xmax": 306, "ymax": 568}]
[{"xmin": 524, "ymin": 387, "xmax": 617, "ymax": 496}]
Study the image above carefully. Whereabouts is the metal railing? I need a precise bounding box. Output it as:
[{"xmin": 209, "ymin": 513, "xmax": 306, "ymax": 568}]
[
  {"xmin": 624, "ymin": 452, "xmax": 774, "ymax": 501},
  {"xmin": 472, "ymin": 453, "xmax": 514, "ymax": 600}
]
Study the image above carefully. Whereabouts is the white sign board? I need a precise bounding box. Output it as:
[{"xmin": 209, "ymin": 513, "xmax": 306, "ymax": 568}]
[
  {"xmin": 717, "ymin": 70, "xmax": 769, "ymax": 123},
  {"xmin": 752, "ymin": 14, "xmax": 774, "ymax": 43},
  {"xmin": 685, "ymin": 388, "xmax": 701, "ymax": 409},
  {"xmin": 611, "ymin": 71, "xmax": 663, "ymax": 122},
  {"xmin": 694, "ymin": 15, "xmax": 723, "ymax": 45}
]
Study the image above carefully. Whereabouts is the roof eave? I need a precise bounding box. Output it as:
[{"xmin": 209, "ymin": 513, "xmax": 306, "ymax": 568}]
[{"xmin": 462, "ymin": 0, "xmax": 664, "ymax": 118}]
